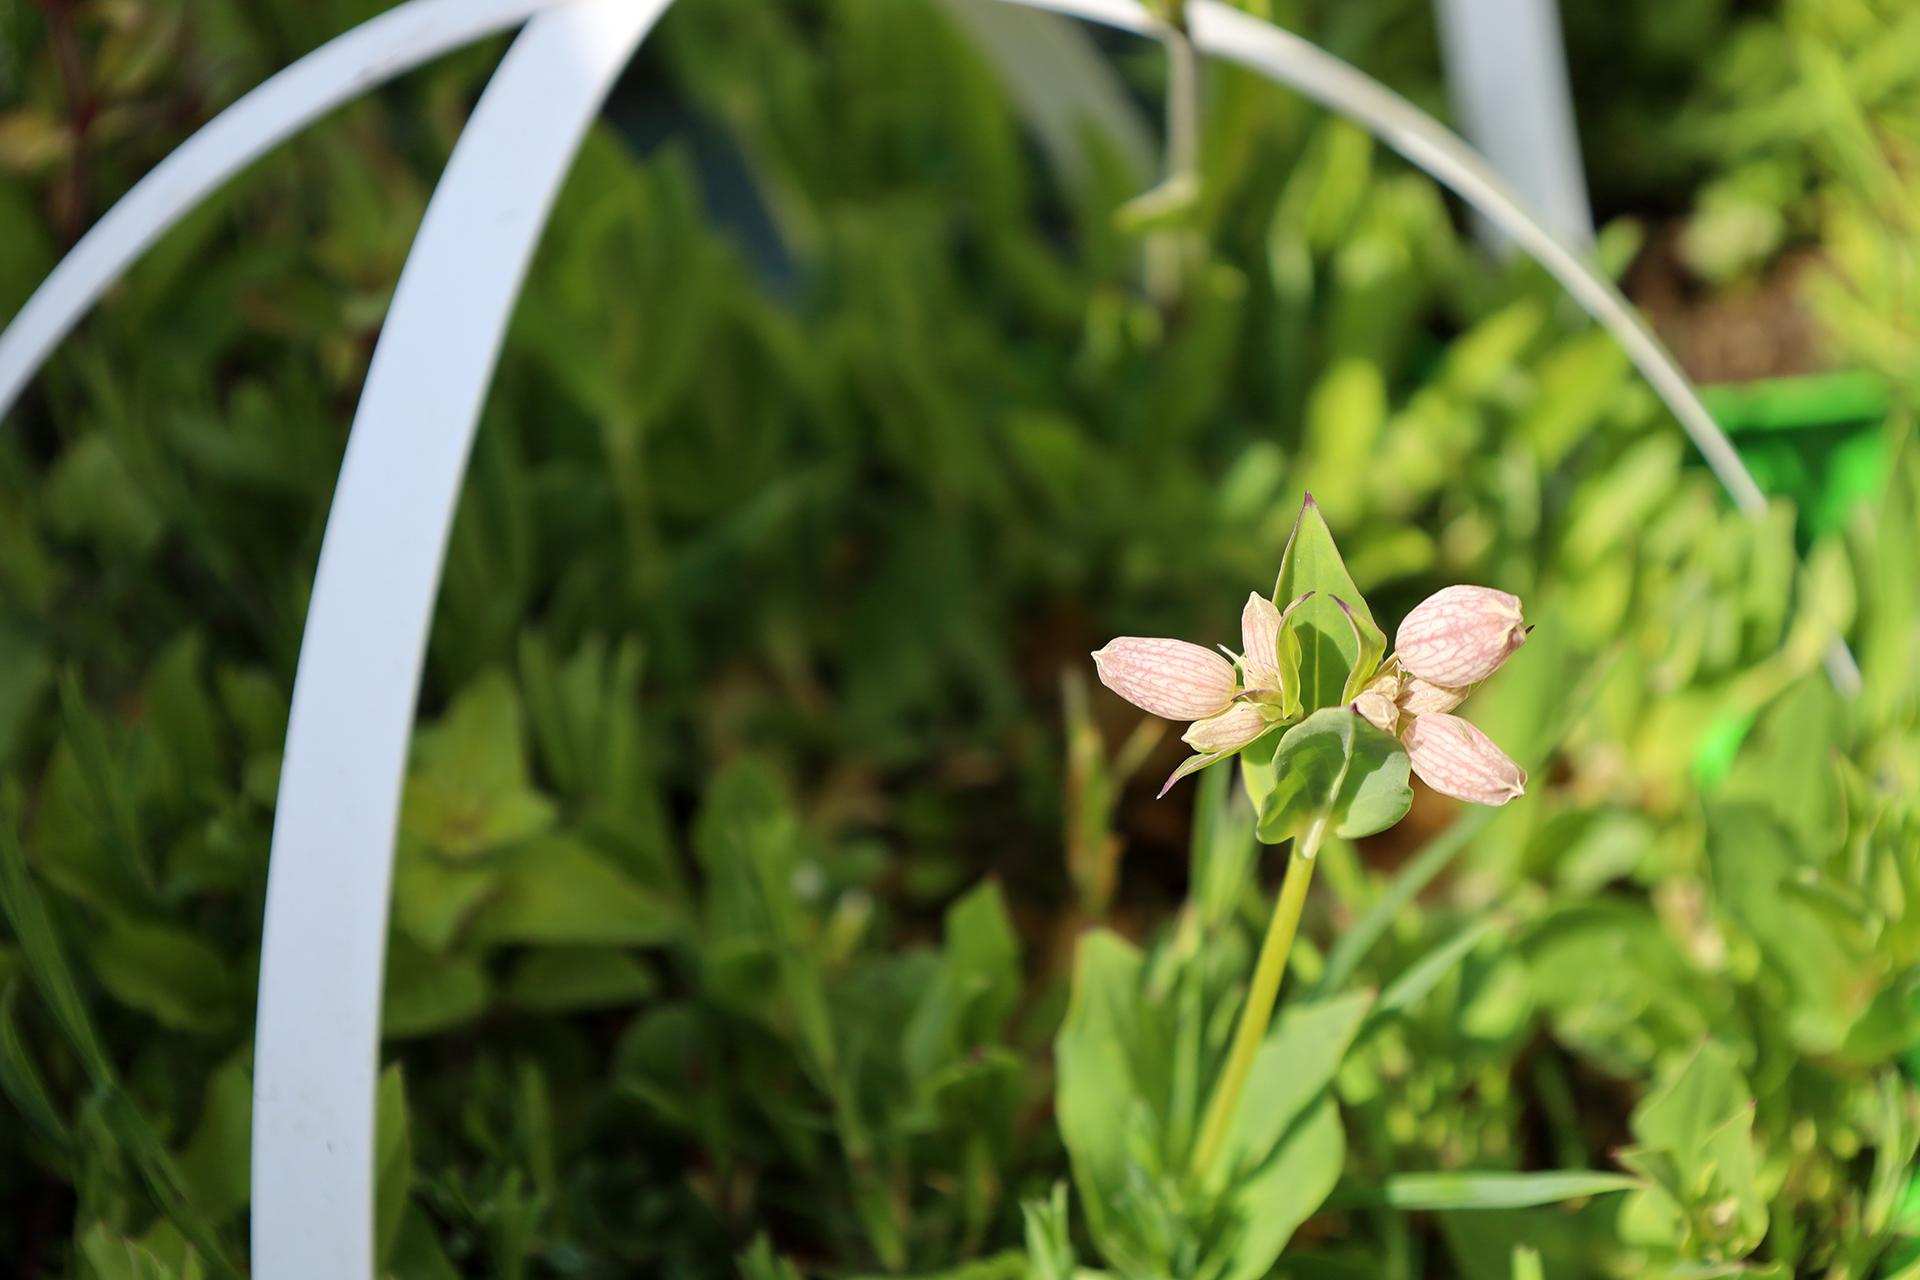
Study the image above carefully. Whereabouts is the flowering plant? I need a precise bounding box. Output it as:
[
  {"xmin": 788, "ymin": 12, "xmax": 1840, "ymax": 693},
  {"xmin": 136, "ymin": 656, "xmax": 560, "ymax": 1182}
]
[
  {"xmin": 1068, "ymin": 494, "xmax": 1536, "ymax": 1213},
  {"xmin": 1094, "ymin": 494, "xmax": 1530, "ymax": 826}
]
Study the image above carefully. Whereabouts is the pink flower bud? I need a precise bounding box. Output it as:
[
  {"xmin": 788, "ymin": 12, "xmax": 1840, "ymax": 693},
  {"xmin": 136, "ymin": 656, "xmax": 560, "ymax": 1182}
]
[
  {"xmin": 1401, "ymin": 713, "xmax": 1527, "ymax": 806},
  {"xmin": 1397, "ymin": 676, "xmax": 1468, "ymax": 717},
  {"xmin": 1092, "ymin": 637, "xmax": 1237, "ymax": 721},
  {"xmin": 1240, "ymin": 593, "xmax": 1283, "ymax": 690},
  {"xmin": 1394, "ymin": 585, "xmax": 1528, "ymax": 687},
  {"xmin": 1182, "ymin": 702, "xmax": 1271, "ymax": 753}
]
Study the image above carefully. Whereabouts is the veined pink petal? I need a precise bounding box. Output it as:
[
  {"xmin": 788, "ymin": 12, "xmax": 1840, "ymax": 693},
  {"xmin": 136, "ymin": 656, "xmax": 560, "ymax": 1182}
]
[
  {"xmin": 1092, "ymin": 637, "xmax": 1237, "ymax": 721},
  {"xmin": 1241, "ymin": 593, "xmax": 1283, "ymax": 690},
  {"xmin": 1401, "ymin": 713, "xmax": 1527, "ymax": 806},
  {"xmin": 1182, "ymin": 702, "xmax": 1271, "ymax": 753},
  {"xmin": 1394, "ymin": 584, "xmax": 1528, "ymax": 687},
  {"xmin": 1397, "ymin": 676, "xmax": 1468, "ymax": 716},
  {"xmin": 1353, "ymin": 690, "xmax": 1399, "ymax": 735}
]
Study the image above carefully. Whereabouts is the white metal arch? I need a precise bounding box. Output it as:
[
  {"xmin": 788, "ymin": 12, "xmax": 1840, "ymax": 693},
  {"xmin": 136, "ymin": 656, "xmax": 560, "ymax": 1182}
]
[
  {"xmin": 249, "ymin": 4, "xmax": 670, "ymax": 1274},
  {"xmin": 0, "ymin": 2, "xmax": 1860, "ymax": 1278},
  {"xmin": 0, "ymin": 0, "xmax": 583, "ymax": 423}
]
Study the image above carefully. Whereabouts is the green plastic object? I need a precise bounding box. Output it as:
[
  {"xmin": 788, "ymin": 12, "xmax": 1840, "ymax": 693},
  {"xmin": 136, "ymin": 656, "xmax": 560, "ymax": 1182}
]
[
  {"xmin": 1697, "ymin": 371, "xmax": 1891, "ymax": 544},
  {"xmin": 1689, "ymin": 371, "xmax": 1888, "ymax": 786},
  {"xmin": 1691, "ymin": 707, "xmax": 1758, "ymax": 789},
  {"xmin": 1695, "ymin": 370, "xmax": 1890, "ymax": 433}
]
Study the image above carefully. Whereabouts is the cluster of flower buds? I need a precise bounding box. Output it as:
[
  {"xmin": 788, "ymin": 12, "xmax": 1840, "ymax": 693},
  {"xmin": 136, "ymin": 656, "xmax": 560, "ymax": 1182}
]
[
  {"xmin": 1350, "ymin": 585, "xmax": 1529, "ymax": 806},
  {"xmin": 1091, "ymin": 581, "xmax": 1530, "ymax": 809}
]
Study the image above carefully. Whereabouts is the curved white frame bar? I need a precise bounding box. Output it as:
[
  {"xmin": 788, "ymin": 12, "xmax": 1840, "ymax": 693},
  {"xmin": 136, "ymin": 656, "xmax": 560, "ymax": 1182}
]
[
  {"xmin": 0, "ymin": 2, "xmax": 1862, "ymax": 1277},
  {"xmin": 249, "ymin": 3, "xmax": 668, "ymax": 1275},
  {"xmin": 1433, "ymin": 0, "xmax": 1593, "ymax": 251},
  {"xmin": 0, "ymin": 0, "xmax": 576, "ymax": 421}
]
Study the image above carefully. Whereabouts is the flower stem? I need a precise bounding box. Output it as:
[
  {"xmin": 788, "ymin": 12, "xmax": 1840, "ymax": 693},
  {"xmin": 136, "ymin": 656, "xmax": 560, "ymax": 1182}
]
[{"xmin": 1187, "ymin": 818, "xmax": 1323, "ymax": 1181}]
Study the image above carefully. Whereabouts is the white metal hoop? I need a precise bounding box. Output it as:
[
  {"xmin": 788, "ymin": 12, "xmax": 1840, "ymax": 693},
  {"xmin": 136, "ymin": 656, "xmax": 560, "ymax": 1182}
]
[
  {"xmin": 250, "ymin": 4, "xmax": 668, "ymax": 1276},
  {"xmin": 0, "ymin": 2, "xmax": 1861, "ymax": 1277},
  {"xmin": 0, "ymin": 0, "xmax": 581, "ymax": 424}
]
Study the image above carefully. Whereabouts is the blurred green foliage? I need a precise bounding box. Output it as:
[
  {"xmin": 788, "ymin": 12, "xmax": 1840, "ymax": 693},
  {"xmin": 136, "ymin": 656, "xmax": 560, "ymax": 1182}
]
[{"xmin": 0, "ymin": 1, "xmax": 1916, "ymax": 1279}]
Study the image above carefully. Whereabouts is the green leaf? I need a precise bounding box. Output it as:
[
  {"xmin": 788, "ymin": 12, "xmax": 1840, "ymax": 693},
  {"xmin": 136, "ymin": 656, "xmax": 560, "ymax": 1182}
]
[
  {"xmin": 467, "ymin": 835, "xmax": 679, "ymax": 948},
  {"xmin": 375, "ymin": 1065, "xmax": 411, "ymax": 1273},
  {"xmin": 1021, "ymin": 1182, "xmax": 1077, "ymax": 1280},
  {"xmin": 1719, "ymin": 675, "xmax": 1844, "ymax": 861},
  {"xmin": 1190, "ymin": 761, "xmax": 1258, "ymax": 932},
  {"xmin": 382, "ymin": 935, "xmax": 488, "ymax": 1039},
  {"xmin": 58, "ymin": 672, "xmax": 153, "ymax": 899},
  {"xmin": 0, "ymin": 175, "xmax": 55, "ymax": 323},
  {"xmin": 3, "ymin": 808, "xmax": 239, "ymax": 1276},
  {"xmin": 89, "ymin": 918, "xmax": 232, "ymax": 1033},
  {"xmin": 1705, "ymin": 801, "xmax": 1870, "ymax": 1055},
  {"xmin": 904, "ymin": 879, "xmax": 1020, "ymax": 1082},
  {"xmin": 1272, "ymin": 496, "xmax": 1383, "ymax": 711},
  {"xmin": 388, "ymin": 1205, "xmax": 463, "ymax": 1280},
  {"xmin": 1053, "ymin": 929, "xmax": 1164, "ymax": 1279},
  {"xmin": 504, "ymin": 946, "xmax": 657, "ymax": 1014},
  {"xmin": 391, "ymin": 842, "xmax": 499, "ymax": 953},
  {"xmin": 1273, "ymin": 592, "xmax": 1311, "ymax": 720},
  {"xmin": 1333, "ymin": 719, "xmax": 1413, "ymax": 839},
  {"xmin": 141, "ymin": 633, "xmax": 225, "ymax": 811},
  {"xmin": 1216, "ymin": 990, "xmax": 1373, "ymax": 1180},
  {"xmin": 1374, "ymin": 917, "xmax": 1500, "ymax": 1021},
  {"xmin": 1525, "ymin": 901, "xmax": 1716, "ymax": 1077},
  {"xmin": 1256, "ymin": 708, "xmax": 1411, "ymax": 845},
  {"xmin": 175, "ymin": 1052, "xmax": 251, "ymax": 1223},
  {"xmin": 400, "ymin": 671, "xmax": 556, "ymax": 861},
  {"xmin": 0, "ymin": 980, "xmax": 71, "ymax": 1154},
  {"xmin": 0, "ymin": 624, "xmax": 51, "ymax": 773},
  {"xmin": 1618, "ymin": 1039, "xmax": 1768, "ymax": 1261},
  {"xmin": 46, "ymin": 435, "xmax": 166, "ymax": 558},
  {"xmin": 738, "ymin": 1234, "xmax": 806, "ymax": 1280},
  {"xmin": 1334, "ymin": 596, "xmax": 1388, "ymax": 705},
  {"xmin": 79, "ymin": 1221, "xmax": 178, "ymax": 1280},
  {"xmin": 1386, "ymin": 1170, "xmax": 1640, "ymax": 1210},
  {"xmin": 1210, "ymin": 1098, "xmax": 1346, "ymax": 1280},
  {"xmin": 96, "ymin": 1087, "xmax": 242, "ymax": 1279}
]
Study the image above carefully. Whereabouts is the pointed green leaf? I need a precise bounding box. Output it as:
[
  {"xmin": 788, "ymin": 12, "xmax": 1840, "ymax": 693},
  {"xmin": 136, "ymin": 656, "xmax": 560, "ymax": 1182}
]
[
  {"xmin": 1159, "ymin": 748, "xmax": 1235, "ymax": 799},
  {"xmin": 175, "ymin": 1052, "xmax": 252, "ymax": 1223},
  {"xmin": 1053, "ymin": 929, "xmax": 1163, "ymax": 1280},
  {"xmin": 1374, "ymin": 918, "xmax": 1499, "ymax": 1021},
  {"xmin": 400, "ymin": 671, "xmax": 556, "ymax": 862},
  {"xmin": 90, "ymin": 919, "xmax": 234, "ymax": 1033},
  {"xmin": 1212, "ymin": 1098, "xmax": 1346, "ymax": 1280},
  {"xmin": 905, "ymin": 879, "xmax": 1020, "ymax": 1082},
  {"xmin": 504, "ymin": 947, "xmax": 658, "ymax": 1014},
  {"xmin": 0, "ymin": 811, "xmax": 113, "ymax": 1084},
  {"xmin": 467, "ymin": 836, "xmax": 679, "ymax": 948},
  {"xmin": 375, "ymin": 1064, "xmax": 411, "ymax": 1272},
  {"xmin": 382, "ymin": 935, "xmax": 488, "ymax": 1039},
  {"xmin": 1275, "ymin": 593, "xmax": 1311, "ymax": 719},
  {"xmin": 1217, "ymin": 990, "xmax": 1373, "ymax": 1177},
  {"xmin": 0, "ymin": 980, "xmax": 70, "ymax": 1153},
  {"xmin": 1334, "ymin": 595, "xmax": 1388, "ymax": 704},
  {"xmin": 1272, "ymin": 496, "xmax": 1379, "ymax": 712},
  {"xmin": 1385, "ymin": 1170, "xmax": 1639, "ymax": 1210}
]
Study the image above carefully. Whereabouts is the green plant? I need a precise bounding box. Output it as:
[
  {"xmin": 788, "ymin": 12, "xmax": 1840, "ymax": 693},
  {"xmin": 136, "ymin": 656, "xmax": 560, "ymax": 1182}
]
[{"xmin": 0, "ymin": 2, "xmax": 1917, "ymax": 1279}]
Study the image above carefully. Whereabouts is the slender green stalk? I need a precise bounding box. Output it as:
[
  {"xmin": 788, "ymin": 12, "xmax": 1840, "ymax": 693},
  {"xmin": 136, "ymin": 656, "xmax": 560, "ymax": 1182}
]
[{"xmin": 1188, "ymin": 819, "xmax": 1324, "ymax": 1180}]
